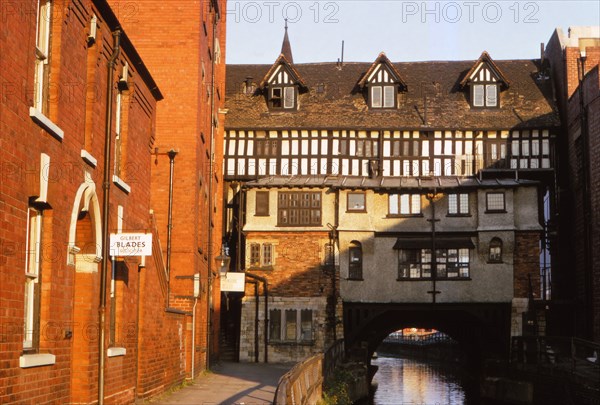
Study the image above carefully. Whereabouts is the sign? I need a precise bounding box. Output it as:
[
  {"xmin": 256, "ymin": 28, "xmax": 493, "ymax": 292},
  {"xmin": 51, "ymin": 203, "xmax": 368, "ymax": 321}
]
[
  {"xmin": 220, "ymin": 272, "xmax": 245, "ymax": 292},
  {"xmin": 109, "ymin": 233, "xmax": 152, "ymax": 257}
]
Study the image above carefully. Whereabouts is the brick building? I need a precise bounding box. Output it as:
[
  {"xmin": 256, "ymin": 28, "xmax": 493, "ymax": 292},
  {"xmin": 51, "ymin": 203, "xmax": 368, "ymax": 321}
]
[
  {"xmin": 105, "ymin": 0, "xmax": 228, "ymax": 376},
  {"xmin": 0, "ymin": 0, "xmax": 226, "ymax": 403},
  {"xmin": 223, "ymin": 29, "xmax": 560, "ymax": 362},
  {"xmin": 545, "ymin": 26, "xmax": 600, "ymax": 340}
]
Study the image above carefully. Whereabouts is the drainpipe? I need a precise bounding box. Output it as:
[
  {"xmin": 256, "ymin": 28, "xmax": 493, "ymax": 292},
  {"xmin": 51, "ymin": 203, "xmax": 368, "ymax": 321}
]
[
  {"xmin": 245, "ymin": 272, "xmax": 268, "ymax": 363},
  {"xmin": 426, "ymin": 190, "xmax": 440, "ymax": 304},
  {"xmin": 99, "ymin": 29, "xmax": 121, "ymax": 405},
  {"xmin": 190, "ymin": 297, "xmax": 198, "ymax": 379},
  {"xmin": 166, "ymin": 149, "xmax": 177, "ymax": 308}
]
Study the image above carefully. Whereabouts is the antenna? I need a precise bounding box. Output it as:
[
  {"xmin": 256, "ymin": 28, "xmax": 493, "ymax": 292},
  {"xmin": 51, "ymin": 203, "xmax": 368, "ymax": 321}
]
[{"xmin": 341, "ymin": 40, "xmax": 345, "ymax": 66}]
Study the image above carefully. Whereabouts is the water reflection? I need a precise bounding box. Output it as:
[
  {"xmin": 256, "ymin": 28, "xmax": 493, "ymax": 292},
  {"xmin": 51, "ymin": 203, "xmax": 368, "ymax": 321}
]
[{"xmin": 371, "ymin": 356, "xmax": 478, "ymax": 404}]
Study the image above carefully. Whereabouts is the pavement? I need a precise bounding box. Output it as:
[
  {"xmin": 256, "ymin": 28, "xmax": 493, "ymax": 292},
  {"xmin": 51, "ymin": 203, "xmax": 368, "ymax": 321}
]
[{"xmin": 149, "ymin": 362, "xmax": 292, "ymax": 405}]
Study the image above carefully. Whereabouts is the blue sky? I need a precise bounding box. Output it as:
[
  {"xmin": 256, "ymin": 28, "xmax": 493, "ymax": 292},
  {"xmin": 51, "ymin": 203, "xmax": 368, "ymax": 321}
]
[{"xmin": 225, "ymin": 0, "xmax": 600, "ymax": 63}]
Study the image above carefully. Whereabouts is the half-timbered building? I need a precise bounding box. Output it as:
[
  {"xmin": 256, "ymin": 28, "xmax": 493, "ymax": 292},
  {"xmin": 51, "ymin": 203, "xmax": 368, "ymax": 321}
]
[{"xmin": 223, "ymin": 29, "xmax": 560, "ymax": 363}]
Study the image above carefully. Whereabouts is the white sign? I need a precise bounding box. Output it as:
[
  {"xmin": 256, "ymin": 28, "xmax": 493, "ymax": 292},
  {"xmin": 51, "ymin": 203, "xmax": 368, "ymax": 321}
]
[
  {"xmin": 109, "ymin": 233, "xmax": 152, "ymax": 257},
  {"xmin": 220, "ymin": 273, "xmax": 245, "ymax": 292}
]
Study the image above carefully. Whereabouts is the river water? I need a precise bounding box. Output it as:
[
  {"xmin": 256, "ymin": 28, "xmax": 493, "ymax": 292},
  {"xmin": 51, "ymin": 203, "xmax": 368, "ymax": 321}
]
[{"xmin": 369, "ymin": 355, "xmax": 481, "ymax": 405}]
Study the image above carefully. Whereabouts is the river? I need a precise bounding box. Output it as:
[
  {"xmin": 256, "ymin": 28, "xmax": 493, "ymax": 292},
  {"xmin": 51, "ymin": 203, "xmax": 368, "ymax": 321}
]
[{"xmin": 369, "ymin": 355, "xmax": 482, "ymax": 405}]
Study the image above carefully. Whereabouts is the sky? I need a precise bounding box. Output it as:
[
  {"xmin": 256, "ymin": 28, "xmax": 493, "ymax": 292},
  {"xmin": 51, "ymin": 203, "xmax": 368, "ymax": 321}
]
[{"xmin": 225, "ymin": 0, "xmax": 600, "ymax": 64}]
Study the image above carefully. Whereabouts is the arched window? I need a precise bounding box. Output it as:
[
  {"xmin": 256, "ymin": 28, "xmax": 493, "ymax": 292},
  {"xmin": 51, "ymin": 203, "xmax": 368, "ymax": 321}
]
[
  {"xmin": 348, "ymin": 241, "xmax": 363, "ymax": 280},
  {"xmin": 489, "ymin": 238, "xmax": 503, "ymax": 262}
]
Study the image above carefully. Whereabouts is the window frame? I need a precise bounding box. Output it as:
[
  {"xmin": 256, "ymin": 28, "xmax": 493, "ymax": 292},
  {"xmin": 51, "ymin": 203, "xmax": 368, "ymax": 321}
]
[
  {"xmin": 277, "ymin": 191, "xmax": 322, "ymax": 227},
  {"xmin": 255, "ymin": 191, "xmax": 270, "ymax": 216},
  {"xmin": 269, "ymin": 85, "xmax": 297, "ymax": 110},
  {"xmin": 347, "ymin": 192, "xmax": 366, "ymax": 212},
  {"xmin": 24, "ymin": 207, "xmax": 43, "ymax": 352},
  {"xmin": 397, "ymin": 248, "xmax": 471, "ymax": 280},
  {"xmin": 447, "ymin": 193, "xmax": 470, "ymax": 216},
  {"xmin": 369, "ymin": 84, "xmax": 396, "ymax": 109},
  {"xmin": 348, "ymin": 241, "xmax": 363, "ymax": 280},
  {"xmin": 486, "ymin": 192, "xmax": 506, "ymax": 213},
  {"xmin": 33, "ymin": 0, "xmax": 52, "ymax": 114},
  {"xmin": 269, "ymin": 308, "xmax": 314, "ymax": 344},
  {"xmin": 388, "ymin": 193, "xmax": 422, "ymax": 216},
  {"xmin": 471, "ymin": 83, "xmax": 499, "ymax": 108},
  {"xmin": 488, "ymin": 238, "xmax": 503, "ymax": 263},
  {"xmin": 248, "ymin": 242, "xmax": 274, "ymax": 269}
]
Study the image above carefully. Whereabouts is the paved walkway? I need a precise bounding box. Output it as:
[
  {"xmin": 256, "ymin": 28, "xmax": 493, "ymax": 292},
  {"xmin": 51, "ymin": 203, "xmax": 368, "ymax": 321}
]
[{"xmin": 150, "ymin": 362, "xmax": 292, "ymax": 405}]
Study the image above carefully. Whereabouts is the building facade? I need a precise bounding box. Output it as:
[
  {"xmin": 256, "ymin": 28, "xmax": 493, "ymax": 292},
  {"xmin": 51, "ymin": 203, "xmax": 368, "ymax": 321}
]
[
  {"xmin": 0, "ymin": 0, "xmax": 226, "ymax": 403},
  {"xmin": 224, "ymin": 31, "xmax": 560, "ymax": 361},
  {"xmin": 545, "ymin": 26, "xmax": 600, "ymax": 341},
  {"xmin": 105, "ymin": 0, "xmax": 228, "ymax": 375}
]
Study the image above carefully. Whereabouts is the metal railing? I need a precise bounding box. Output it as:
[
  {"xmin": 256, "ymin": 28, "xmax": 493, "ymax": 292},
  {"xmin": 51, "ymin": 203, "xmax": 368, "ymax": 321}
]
[
  {"xmin": 511, "ymin": 336, "xmax": 600, "ymax": 386},
  {"xmin": 273, "ymin": 340, "xmax": 345, "ymax": 405}
]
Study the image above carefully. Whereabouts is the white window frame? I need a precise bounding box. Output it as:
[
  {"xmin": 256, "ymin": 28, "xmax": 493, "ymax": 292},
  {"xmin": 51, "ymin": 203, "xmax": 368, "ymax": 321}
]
[
  {"xmin": 283, "ymin": 86, "xmax": 295, "ymax": 109},
  {"xmin": 473, "ymin": 84, "xmax": 484, "ymax": 107},
  {"xmin": 383, "ymin": 85, "xmax": 395, "ymax": 107},
  {"xmin": 33, "ymin": 0, "xmax": 52, "ymax": 112},
  {"xmin": 24, "ymin": 208, "xmax": 42, "ymax": 350},
  {"xmin": 371, "ymin": 86, "xmax": 382, "ymax": 108},
  {"xmin": 486, "ymin": 84, "xmax": 497, "ymax": 107},
  {"xmin": 448, "ymin": 193, "xmax": 469, "ymax": 215},
  {"xmin": 389, "ymin": 194, "xmax": 421, "ymax": 215}
]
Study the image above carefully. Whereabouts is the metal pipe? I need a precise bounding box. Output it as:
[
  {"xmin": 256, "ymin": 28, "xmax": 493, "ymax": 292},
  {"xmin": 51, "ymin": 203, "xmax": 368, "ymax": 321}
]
[
  {"xmin": 245, "ymin": 272, "xmax": 268, "ymax": 363},
  {"xmin": 99, "ymin": 28, "xmax": 121, "ymax": 405},
  {"xmin": 166, "ymin": 149, "xmax": 177, "ymax": 308},
  {"xmin": 190, "ymin": 297, "xmax": 198, "ymax": 379}
]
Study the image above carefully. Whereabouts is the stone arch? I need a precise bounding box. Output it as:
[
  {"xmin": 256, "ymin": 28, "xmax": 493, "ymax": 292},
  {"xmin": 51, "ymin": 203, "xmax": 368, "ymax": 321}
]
[{"xmin": 67, "ymin": 180, "xmax": 102, "ymax": 264}]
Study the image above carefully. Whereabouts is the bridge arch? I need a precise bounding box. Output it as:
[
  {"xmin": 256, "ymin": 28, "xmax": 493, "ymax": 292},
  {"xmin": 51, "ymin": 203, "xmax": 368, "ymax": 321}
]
[{"xmin": 343, "ymin": 302, "xmax": 512, "ymax": 367}]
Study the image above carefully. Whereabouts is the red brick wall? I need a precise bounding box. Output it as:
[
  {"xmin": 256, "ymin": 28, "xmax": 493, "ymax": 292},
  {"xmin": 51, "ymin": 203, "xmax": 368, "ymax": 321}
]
[
  {"xmin": 105, "ymin": 0, "xmax": 228, "ymax": 376},
  {"xmin": 513, "ymin": 231, "xmax": 541, "ymax": 299},
  {"xmin": 0, "ymin": 0, "xmax": 161, "ymax": 403},
  {"xmin": 245, "ymin": 232, "xmax": 333, "ymax": 297}
]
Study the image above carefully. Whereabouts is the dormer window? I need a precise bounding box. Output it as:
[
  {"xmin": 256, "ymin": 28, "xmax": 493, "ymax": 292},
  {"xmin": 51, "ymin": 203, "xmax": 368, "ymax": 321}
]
[
  {"xmin": 270, "ymin": 86, "xmax": 295, "ymax": 109},
  {"xmin": 371, "ymin": 85, "xmax": 395, "ymax": 108},
  {"xmin": 472, "ymin": 83, "xmax": 497, "ymax": 107},
  {"xmin": 460, "ymin": 51, "xmax": 509, "ymax": 109},
  {"xmin": 359, "ymin": 52, "xmax": 407, "ymax": 110}
]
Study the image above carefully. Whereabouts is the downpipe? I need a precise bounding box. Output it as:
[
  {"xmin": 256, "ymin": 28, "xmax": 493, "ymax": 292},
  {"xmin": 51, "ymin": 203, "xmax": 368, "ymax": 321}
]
[{"xmin": 99, "ymin": 28, "xmax": 121, "ymax": 405}]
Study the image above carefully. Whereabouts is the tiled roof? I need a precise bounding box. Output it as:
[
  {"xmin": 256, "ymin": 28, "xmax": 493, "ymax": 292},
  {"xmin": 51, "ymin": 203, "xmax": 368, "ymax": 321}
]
[
  {"xmin": 243, "ymin": 175, "xmax": 538, "ymax": 190},
  {"xmin": 225, "ymin": 59, "xmax": 559, "ymax": 130}
]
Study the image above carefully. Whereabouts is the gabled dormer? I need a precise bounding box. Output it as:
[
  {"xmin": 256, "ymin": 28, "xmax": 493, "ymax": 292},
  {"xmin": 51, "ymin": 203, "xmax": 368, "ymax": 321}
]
[
  {"xmin": 359, "ymin": 52, "xmax": 407, "ymax": 109},
  {"xmin": 259, "ymin": 23, "xmax": 306, "ymax": 111},
  {"xmin": 260, "ymin": 54, "xmax": 306, "ymax": 110},
  {"xmin": 460, "ymin": 51, "xmax": 510, "ymax": 109}
]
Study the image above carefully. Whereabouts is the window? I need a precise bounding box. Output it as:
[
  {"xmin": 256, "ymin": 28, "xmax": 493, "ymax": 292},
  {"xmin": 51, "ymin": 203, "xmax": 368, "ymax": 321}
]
[
  {"xmin": 269, "ymin": 86, "xmax": 296, "ymax": 109},
  {"xmin": 389, "ymin": 194, "xmax": 421, "ymax": 215},
  {"xmin": 486, "ymin": 192, "xmax": 505, "ymax": 212},
  {"xmin": 24, "ymin": 207, "xmax": 43, "ymax": 351},
  {"xmin": 269, "ymin": 309, "xmax": 281, "ymax": 341},
  {"xmin": 472, "ymin": 84, "xmax": 498, "ymax": 108},
  {"xmin": 248, "ymin": 242, "xmax": 273, "ymax": 268},
  {"xmin": 33, "ymin": 0, "xmax": 52, "ymax": 113},
  {"xmin": 355, "ymin": 140, "xmax": 378, "ymax": 157},
  {"xmin": 448, "ymin": 193, "xmax": 469, "ymax": 215},
  {"xmin": 114, "ymin": 91, "xmax": 124, "ymax": 177},
  {"xmin": 370, "ymin": 85, "xmax": 395, "ymax": 108},
  {"xmin": 489, "ymin": 238, "xmax": 503, "ymax": 262},
  {"xmin": 398, "ymin": 248, "xmax": 470, "ymax": 279},
  {"xmin": 285, "ymin": 310, "xmax": 297, "ymax": 340},
  {"xmin": 278, "ymin": 192, "xmax": 321, "ymax": 226},
  {"xmin": 348, "ymin": 241, "xmax": 362, "ymax": 280},
  {"xmin": 347, "ymin": 192, "xmax": 366, "ymax": 212},
  {"xmin": 255, "ymin": 139, "xmax": 278, "ymax": 156},
  {"xmin": 269, "ymin": 309, "xmax": 314, "ymax": 343},
  {"xmin": 323, "ymin": 243, "xmax": 335, "ymax": 266},
  {"xmin": 255, "ymin": 191, "xmax": 269, "ymax": 216}
]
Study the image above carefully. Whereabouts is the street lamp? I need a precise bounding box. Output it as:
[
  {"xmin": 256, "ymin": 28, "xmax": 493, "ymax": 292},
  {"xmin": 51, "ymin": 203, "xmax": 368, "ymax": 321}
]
[{"xmin": 215, "ymin": 246, "xmax": 231, "ymax": 278}]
